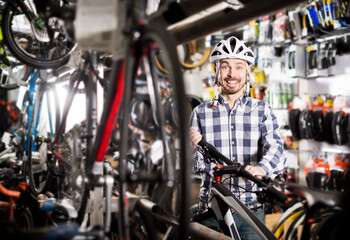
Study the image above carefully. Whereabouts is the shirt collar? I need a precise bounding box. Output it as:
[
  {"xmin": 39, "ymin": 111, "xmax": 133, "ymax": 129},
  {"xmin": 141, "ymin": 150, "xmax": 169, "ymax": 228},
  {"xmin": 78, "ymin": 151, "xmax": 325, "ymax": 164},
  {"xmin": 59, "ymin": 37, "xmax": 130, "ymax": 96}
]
[{"xmin": 218, "ymin": 93, "xmax": 249, "ymax": 109}]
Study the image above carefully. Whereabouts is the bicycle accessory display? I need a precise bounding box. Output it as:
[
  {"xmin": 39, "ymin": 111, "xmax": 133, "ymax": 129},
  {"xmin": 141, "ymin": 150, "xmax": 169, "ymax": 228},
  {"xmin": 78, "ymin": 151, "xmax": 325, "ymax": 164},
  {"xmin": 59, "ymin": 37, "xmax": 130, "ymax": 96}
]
[
  {"xmin": 313, "ymin": 110, "xmax": 326, "ymax": 141},
  {"xmin": 272, "ymin": 11, "xmax": 291, "ymax": 44},
  {"xmin": 317, "ymin": 41, "xmax": 329, "ymax": 77},
  {"xmin": 288, "ymin": 10, "xmax": 303, "ymax": 41},
  {"xmin": 307, "ymin": 1, "xmax": 323, "ymax": 31},
  {"xmin": 324, "ymin": 111, "xmax": 335, "ymax": 144},
  {"xmin": 298, "ymin": 109, "xmax": 314, "ymax": 139},
  {"xmin": 327, "ymin": 40, "xmax": 337, "ymax": 75},
  {"xmin": 287, "ymin": 44, "xmax": 306, "ymax": 78},
  {"xmin": 258, "ymin": 16, "xmax": 273, "ymax": 43},
  {"xmin": 289, "ymin": 109, "xmax": 301, "ymax": 140},
  {"xmin": 306, "ymin": 43, "xmax": 319, "ymax": 78},
  {"xmin": 305, "ymin": 157, "xmax": 330, "ymax": 189},
  {"xmin": 332, "ymin": 111, "xmax": 349, "ymax": 145},
  {"xmin": 300, "ymin": 7, "xmax": 313, "ymax": 38}
]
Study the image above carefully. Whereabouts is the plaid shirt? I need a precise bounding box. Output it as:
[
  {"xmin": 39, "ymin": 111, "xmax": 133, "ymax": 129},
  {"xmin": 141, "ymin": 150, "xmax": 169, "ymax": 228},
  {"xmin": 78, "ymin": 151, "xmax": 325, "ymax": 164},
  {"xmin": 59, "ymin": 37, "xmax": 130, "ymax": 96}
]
[{"xmin": 189, "ymin": 93, "xmax": 286, "ymax": 204}]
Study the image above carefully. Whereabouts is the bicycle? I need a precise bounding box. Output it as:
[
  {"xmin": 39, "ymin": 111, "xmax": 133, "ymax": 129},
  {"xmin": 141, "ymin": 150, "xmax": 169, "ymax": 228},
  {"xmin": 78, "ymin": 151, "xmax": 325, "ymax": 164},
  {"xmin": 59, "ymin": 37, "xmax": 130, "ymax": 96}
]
[
  {"xmin": 173, "ymin": 139, "xmax": 345, "ymax": 240},
  {"xmin": 165, "ymin": 139, "xmax": 293, "ymax": 240},
  {"xmin": 1, "ymin": 0, "xmax": 76, "ymax": 69},
  {"xmin": 9, "ymin": 67, "xmax": 73, "ymax": 197}
]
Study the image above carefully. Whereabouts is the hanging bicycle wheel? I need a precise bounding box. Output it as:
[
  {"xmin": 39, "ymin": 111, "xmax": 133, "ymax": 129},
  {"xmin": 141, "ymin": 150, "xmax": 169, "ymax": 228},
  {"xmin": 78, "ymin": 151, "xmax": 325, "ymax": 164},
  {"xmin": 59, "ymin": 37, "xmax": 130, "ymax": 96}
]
[
  {"xmin": 1, "ymin": 2, "xmax": 76, "ymax": 69},
  {"xmin": 118, "ymin": 25, "xmax": 191, "ymax": 239},
  {"xmin": 27, "ymin": 82, "xmax": 60, "ymax": 195},
  {"xmin": 155, "ymin": 36, "xmax": 211, "ymax": 74}
]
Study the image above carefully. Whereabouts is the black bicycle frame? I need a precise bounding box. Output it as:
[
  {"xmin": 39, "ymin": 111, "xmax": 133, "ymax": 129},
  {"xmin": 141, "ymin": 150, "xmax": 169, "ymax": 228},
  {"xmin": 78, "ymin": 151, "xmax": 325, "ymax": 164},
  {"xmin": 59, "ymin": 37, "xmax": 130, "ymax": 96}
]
[{"xmin": 209, "ymin": 183, "xmax": 278, "ymax": 240}]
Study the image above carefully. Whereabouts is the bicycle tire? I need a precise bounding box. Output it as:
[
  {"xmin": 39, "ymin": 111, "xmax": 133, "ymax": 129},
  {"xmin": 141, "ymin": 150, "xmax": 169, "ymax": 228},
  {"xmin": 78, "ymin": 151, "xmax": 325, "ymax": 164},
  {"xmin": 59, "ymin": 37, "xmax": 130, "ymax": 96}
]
[
  {"xmin": 284, "ymin": 211, "xmax": 306, "ymax": 240},
  {"xmin": 311, "ymin": 210, "xmax": 341, "ymax": 240},
  {"xmin": 274, "ymin": 210, "xmax": 304, "ymax": 239},
  {"xmin": 14, "ymin": 207, "xmax": 35, "ymax": 230},
  {"xmin": 1, "ymin": 2, "xmax": 75, "ymax": 69},
  {"xmin": 118, "ymin": 25, "xmax": 191, "ymax": 239},
  {"xmin": 155, "ymin": 38, "xmax": 210, "ymax": 72},
  {"xmin": 27, "ymin": 83, "xmax": 60, "ymax": 195}
]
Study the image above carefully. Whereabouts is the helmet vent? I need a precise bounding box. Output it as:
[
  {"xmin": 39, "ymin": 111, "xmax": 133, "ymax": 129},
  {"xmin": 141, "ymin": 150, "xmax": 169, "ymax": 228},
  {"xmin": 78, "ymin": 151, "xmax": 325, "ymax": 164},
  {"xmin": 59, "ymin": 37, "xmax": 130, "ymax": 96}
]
[
  {"xmin": 245, "ymin": 52, "xmax": 254, "ymax": 57},
  {"xmin": 236, "ymin": 46, "xmax": 244, "ymax": 54},
  {"xmin": 212, "ymin": 50, "xmax": 220, "ymax": 56}
]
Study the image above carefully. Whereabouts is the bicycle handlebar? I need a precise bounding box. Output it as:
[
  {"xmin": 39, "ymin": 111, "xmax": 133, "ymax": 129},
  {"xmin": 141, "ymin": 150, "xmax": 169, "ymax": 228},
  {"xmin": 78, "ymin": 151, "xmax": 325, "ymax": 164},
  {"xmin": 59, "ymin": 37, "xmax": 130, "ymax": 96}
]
[
  {"xmin": 0, "ymin": 183, "xmax": 20, "ymax": 198},
  {"xmin": 198, "ymin": 139, "xmax": 293, "ymax": 207},
  {"xmin": 198, "ymin": 139, "xmax": 234, "ymax": 166}
]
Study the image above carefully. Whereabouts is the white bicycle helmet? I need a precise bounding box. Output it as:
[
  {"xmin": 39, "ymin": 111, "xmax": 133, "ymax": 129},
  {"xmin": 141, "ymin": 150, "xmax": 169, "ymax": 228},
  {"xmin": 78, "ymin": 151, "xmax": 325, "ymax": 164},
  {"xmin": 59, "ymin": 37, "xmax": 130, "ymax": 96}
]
[{"xmin": 209, "ymin": 36, "xmax": 255, "ymax": 65}]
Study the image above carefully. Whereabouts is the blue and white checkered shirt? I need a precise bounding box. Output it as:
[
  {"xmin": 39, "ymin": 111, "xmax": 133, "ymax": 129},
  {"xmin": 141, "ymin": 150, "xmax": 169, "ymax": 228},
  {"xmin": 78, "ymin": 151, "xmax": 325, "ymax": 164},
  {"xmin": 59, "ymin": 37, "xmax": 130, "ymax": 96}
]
[{"xmin": 189, "ymin": 93, "xmax": 286, "ymax": 204}]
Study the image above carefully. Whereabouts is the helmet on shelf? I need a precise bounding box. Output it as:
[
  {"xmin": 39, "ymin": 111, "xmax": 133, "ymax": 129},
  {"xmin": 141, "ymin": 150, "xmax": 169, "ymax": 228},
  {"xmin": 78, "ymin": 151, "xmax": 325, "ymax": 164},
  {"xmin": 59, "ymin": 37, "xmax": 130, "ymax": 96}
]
[{"xmin": 209, "ymin": 36, "xmax": 255, "ymax": 65}]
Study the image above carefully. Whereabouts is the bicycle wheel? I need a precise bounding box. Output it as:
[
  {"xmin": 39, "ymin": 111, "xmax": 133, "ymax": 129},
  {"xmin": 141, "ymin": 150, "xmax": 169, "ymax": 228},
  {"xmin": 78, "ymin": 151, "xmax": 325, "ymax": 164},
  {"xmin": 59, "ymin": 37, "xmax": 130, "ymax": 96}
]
[
  {"xmin": 155, "ymin": 37, "xmax": 210, "ymax": 73},
  {"xmin": 14, "ymin": 207, "xmax": 35, "ymax": 230},
  {"xmin": 1, "ymin": 2, "xmax": 75, "ymax": 69},
  {"xmin": 27, "ymin": 82, "xmax": 60, "ymax": 195},
  {"xmin": 118, "ymin": 25, "xmax": 191, "ymax": 239},
  {"xmin": 311, "ymin": 210, "xmax": 341, "ymax": 240}
]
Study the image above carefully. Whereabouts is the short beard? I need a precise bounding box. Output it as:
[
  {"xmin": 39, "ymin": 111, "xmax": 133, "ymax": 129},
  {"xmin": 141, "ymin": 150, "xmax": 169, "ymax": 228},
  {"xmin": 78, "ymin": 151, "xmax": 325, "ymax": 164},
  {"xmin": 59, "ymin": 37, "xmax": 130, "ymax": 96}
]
[{"xmin": 221, "ymin": 83, "xmax": 245, "ymax": 95}]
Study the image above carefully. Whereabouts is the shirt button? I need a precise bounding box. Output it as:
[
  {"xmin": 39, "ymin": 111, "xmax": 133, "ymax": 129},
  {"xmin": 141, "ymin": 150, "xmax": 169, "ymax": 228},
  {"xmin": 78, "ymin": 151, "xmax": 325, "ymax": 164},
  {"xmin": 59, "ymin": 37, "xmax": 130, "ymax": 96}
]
[
  {"xmin": 231, "ymin": 125, "xmax": 234, "ymax": 129},
  {"xmin": 232, "ymin": 141, "xmax": 235, "ymax": 145},
  {"xmin": 232, "ymin": 157, "xmax": 236, "ymax": 160}
]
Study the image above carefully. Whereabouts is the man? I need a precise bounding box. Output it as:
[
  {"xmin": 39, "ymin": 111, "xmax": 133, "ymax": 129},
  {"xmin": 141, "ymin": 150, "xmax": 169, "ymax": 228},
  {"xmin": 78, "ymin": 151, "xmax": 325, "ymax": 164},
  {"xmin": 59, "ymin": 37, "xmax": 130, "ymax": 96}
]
[{"xmin": 189, "ymin": 36, "xmax": 286, "ymax": 240}]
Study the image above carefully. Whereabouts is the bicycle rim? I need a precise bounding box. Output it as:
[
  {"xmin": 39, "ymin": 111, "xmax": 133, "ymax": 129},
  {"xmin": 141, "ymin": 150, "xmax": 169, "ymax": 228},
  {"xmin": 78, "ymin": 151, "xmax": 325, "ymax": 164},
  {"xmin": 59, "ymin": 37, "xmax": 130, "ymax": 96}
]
[{"xmin": 2, "ymin": 3, "xmax": 75, "ymax": 69}]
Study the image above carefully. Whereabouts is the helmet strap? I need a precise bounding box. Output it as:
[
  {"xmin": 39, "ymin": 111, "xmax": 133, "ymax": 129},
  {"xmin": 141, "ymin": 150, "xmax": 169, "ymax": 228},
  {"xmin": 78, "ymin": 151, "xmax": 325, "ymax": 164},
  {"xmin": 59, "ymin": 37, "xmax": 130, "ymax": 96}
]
[
  {"xmin": 244, "ymin": 62, "xmax": 251, "ymax": 97},
  {"xmin": 214, "ymin": 62, "xmax": 220, "ymax": 85},
  {"xmin": 211, "ymin": 62, "xmax": 221, "ymax": 108}
]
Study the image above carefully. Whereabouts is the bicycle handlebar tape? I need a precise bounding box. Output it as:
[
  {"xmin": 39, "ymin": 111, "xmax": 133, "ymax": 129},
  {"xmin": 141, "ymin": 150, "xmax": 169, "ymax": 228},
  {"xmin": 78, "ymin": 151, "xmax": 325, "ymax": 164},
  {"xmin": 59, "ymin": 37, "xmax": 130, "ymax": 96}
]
[{"xmin": 198, "ymin": 139, "xmax": 233, "ymax": 166}]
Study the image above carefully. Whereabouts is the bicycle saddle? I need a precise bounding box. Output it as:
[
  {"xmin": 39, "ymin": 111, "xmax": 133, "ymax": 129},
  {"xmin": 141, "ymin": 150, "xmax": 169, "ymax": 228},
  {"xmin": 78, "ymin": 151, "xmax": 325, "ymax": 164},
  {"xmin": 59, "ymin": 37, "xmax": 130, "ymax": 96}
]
[{"xmin": 286, "ymin": 183, "xmax": 343, "ymax": 209}]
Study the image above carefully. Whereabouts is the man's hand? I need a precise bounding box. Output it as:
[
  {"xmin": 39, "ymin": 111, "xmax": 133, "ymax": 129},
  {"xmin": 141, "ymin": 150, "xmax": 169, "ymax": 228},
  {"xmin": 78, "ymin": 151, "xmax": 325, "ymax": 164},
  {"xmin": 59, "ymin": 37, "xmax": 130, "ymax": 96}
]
[
  {"xmin": 244, "ymin": 165, "xmax": 265, "ymax": 179},
  {"xmin": 189, "ymin": 127, "xmax": 202, "ymax": 151}
]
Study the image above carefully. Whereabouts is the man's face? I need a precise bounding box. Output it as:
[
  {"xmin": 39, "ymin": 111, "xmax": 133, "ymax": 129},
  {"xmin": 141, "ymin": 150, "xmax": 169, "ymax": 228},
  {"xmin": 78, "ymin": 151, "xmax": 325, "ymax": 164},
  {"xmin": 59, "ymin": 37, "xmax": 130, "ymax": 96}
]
[{"xmin": 218, "ymin": 58, "xmax": 248, "ymax": 96}]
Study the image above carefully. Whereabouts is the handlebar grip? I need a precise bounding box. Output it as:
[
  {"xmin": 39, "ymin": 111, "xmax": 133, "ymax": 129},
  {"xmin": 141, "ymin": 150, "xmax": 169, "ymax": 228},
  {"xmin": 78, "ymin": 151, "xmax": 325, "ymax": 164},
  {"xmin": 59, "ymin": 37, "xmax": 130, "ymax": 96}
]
[
  {"xmin": 265, "ymin": 185, "xmax": 295, "ymax": 207},
  {"xmin": 198, "ymin": 140, "xmax": 293, "ymax": 208},
  {"xmin": 198, "ymin": 139, "xmax": 233, "ymax": 166}
]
